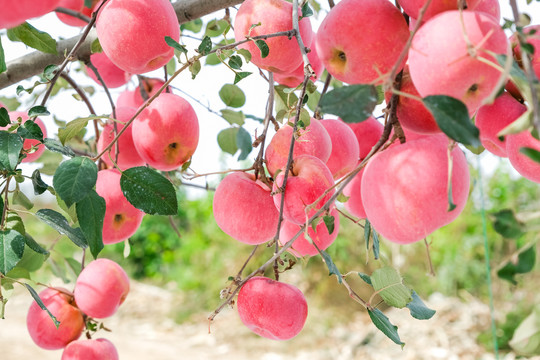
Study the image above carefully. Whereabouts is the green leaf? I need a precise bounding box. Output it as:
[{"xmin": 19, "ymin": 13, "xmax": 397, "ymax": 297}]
[
  {"xmin": 520, "ymin": 147, "xmax": 540, "ymax": 164},
  {"xmin": 197, "ymin": 36, "xmax": 212, "ymax": 56},
  {"xmin": 509, "ymin": 305, "xmax": 540, "ymax": 355},
  {"xmin": 24, "ymin": 235, "xmax": 49, "ymax": 256},
  {"xmin": 17, "ymin": 242, "xmax": 48, "ymax": 272},
  {"xmin": 234, "ymin": 71, "xmax": 252, "ymax": 84},
  {"xmin": 12, "ymin": 189, "xmax": 33, "ymax": 210},
  {"xmin": 219, "ymin": 84, "xmax": 246, "ymax": 108},
  {"xmin": 498, "ymin": 245, "xmax": 536, "ymax": 285},
  {"xmin": 64, "ymin": 257, "xmax": 82, "ymax": 277},
  {"xmin": 447, "ymin": 179, "xmax": 457, "ymax": 212},
  {"xmin": 372, "ymin": 229, "xmax": 380, "ymax": 260},
  {"xmin": 35, "ymin": 209, "xmax": 88, "ymax": 248},
  {"xmin": 28, "ymin": 105, "xmax": 49, "ymax": 118},
  {"xmin": 0, "ymin": 132, "xmax": 23, "ymax": 171},
  {"xmin": 8, "ymin": 22, "xmax": 57, "ymax": 55},
  {"xmin": 5, "ymin": 212, "xmax": 25, "ymax": 235},
  {"xmin": 17, "ymin": 120, "xmax": 44, "ymax": 142},
  {"xmin": 368, "ymin": 308, "xmax": 405, "ymax": 347},
  {"xmin": 0, "ymin": 37, "xmax": 6, "ymax": 74},
  {"xmin": 371, "ymin": 266, "xmax": 412, "ymax": 308},
  {"xmin": 205, "ymin": 52, "xmax": 221, "ymax": 66},
  {"xmin": 180, "ymin": 18, "xmax": 203, "ymax": 33},
  {"xmin": 205, "ymin": 19, "xmax": 229, "ymax": 37},
  {"xmin": 236, "ymin": 126, "xmax": 252, "ymax": 161},
  {"xmin": 323, "ymin": 215, "xmax": 335, "ymax": 235},
  {"xmin": 217, "ymin": 127, "xmax": 239, "ymax": 155},
  {"xmin": 228, "ymin": 55, "xmax": 243, "ymax": 70},
  {"xmin": 406, "ymin": 291, "xmax": 436, "ymax": 320},
  {"xmin": 0, "ymin": 107, "xmax": 9, "ymax": 127},
  {"xmin": 320, "ymin": 249, "xmax": 342, "ymax": 284},
  {"xmin": 0, "ymin": 198, "xmax": 3, "ymax": 220},
  {"xmin": 53, "ymin": 157, "xmax": 98, "ymax": 207},
  {"xmin": 76, "ymin": 190, "xmax": 105, "ymax": 259},
  {"xmin": 90, "ymin": 38, "xmax": 102, "ymax": 54},
  {"xmin": 0, "ymin": 230, "xmax": 25, "ymax": 275},
  {"xmin": 120, "ymin": 167, "xmax": 178, "ymax": 215},
  {"xmin": 84, "ymin": 0, "xmax": 92, "ymax": 7},
  {"xmin": 31, "ymin": 169, "xmax": 49, "ymax": 195},
  {"xmin": 319, "ymin": 85, "xmax": 378, "ymax": 123},
  {"xmin": 365, "ymin": 218, "xmax": 372, "ymax": 253},
  {"xmin": 358, "ymin": 272, "xmax": 372, "ymax": 285},
  {"xmin": 0, "ymin": 96, "xmax": 21, "ymax": 111},
  {"xmin": 423, "ymin": 95, "xmax": 480, "ymax": 146},
  {"xmin": 25, "ymin": 284, "xmax": 60, "ymax": 328},
  {"xmin": 165, "ymin": 36, "xmax": 187, "ymax": 54},
  {"xmin": 274, "ymin": 85, "xmax": 299, "ymax": 114},
  {"xmin": 58, "ymin": 117, "xmax": 90, "ymax": 146},
  {"xmin": 43, "ymin": 138, "xmax": 76, "ymax": 157},
  {"xmin": 189, "ymin": 59, "xmax": 201, "ymax": 79},
  {"xmin": 301, "ymin": 2, "xmax": 314, "ymax": 18},
  {"xmin": 255, "ymin": 40, "xmax": 269, "ymax": 58},
  {"xmin": 220, "ymin": 109, "xmax": 245, "ymax": 125},
  {"xmin": 236, "ymin": 49, "xmax": 252, "ymax": 63},
  {"xmin": 491, "ymin": 209, "xmax": 525, "ymax": 239}
]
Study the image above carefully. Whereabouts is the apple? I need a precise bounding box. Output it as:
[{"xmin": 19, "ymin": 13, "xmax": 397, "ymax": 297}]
[
  {"xmin": 26, "ymin": 288, "xmax": 84, "ymax": 350},
  {"xmin": 265, "ymin": 117, "xmax": 332, "ymax": 177},
  {"xmin": 234, "ymin": 0, "xmax": 313, "ymax": 74},
  {"xmin": 342, "ymin": 168, "xmax": 366, "ymax": 219},
  {"xmin": 316, "ymin": 0, "xmax": 409, "ymax": 85},
  {"xmin": 74, "ymin": 258, "xmax": 130, "ymax": 319},
  {"xmin": 273, "ymin": 155, "xmax": 335, "ymax": 225},
  {"xmin": 237, "ymin": 276, "xmax": 308, "ymax": 340},
  {"xmin": 347, "ymin": 117, "xmax": 384, "ymax": 160},
  {"xmin": 320, "ymin": 118, "xmax": 360, "ymax": 179},
  {"xmin": 384, "ymin": 66, "xmax": 440, "ymax": 134},
  {"xmin": 279, "ymin": 208, "xmax": 340, "ymax": 257},
  {"xmin": 475, "ymin": 92, "xmax": 527, "ymax": 157},
  {"xmin": 116, "ymin": 78, "xmax": 169, "ymax": 110},
  {"xmin": 511, "ymin": 25, "xmax": 540, "ymax": 80},
  {"xmin": 408, "ymin": 10, "xmax": 508, "ymax": 114},
  {"xmin": 95, "ymin": 0, "xmax": 180, "ymax": 74},
  {"xmin": 55, "ymin": 0, "xmax": 87, "ymax": 27},
  {"xmin": 506, "ymin": 131, "xmax": 540, "ymax": 184},
  {"xmin": 213, "ymin": 172, "xmax": 280, "ymax": 245},
  {"xmin": 0, "ymin": 0, "xmax": 62, "ymax": 29},
  {"xmin": 62, "ymin": 338, "xmax": 119, "ymax": 360},
  {"xmin": 361, "ymin": 135, "xmax": 470, "ymax": 244},
  {"xmin": 96, "ymin": 169, "xmax": 145, "ymax": 244},
  {"xmin": 86, "ymin": 52, "xmax": 131, "ymax": 89},
  {"xmin": 132, "ymin": 93, "xmax": 199, "ymax": 171},
  {"xmin": 96, "ymin": 107, "xmax": 145, "ymax": 169},
  {"xmin": 2, "ymin": 111, "xmax": 48, "ymax": 163},
  {"xmin": 399, "ymin": 0, "xmax": 500, "ymax": 23}
]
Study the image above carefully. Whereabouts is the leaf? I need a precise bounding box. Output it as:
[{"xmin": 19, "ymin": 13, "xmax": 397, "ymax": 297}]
[
  {"xmin": 368, "ymin": 308, "xmax": 405, "ymax": 347},
  {"xmin": 236, "ymin": 126, "xmax": 252, "ymax": 161},
  {"xmin": 220, "ymin": 109, "xmax": 245, "ymax": 125},
  {"xmin": 0, "ymin": 96, "xmax": 21, "ymax": 111},
  {"xmin": 189, "ymin": 59, "xmax": 201, "ymax": 79},
  {"xmin": 0, "ymin": 230, "xmax": 25, "ymax": 275},
  {"xmin": 497, "ymin": 245, "xmax": 536, "ymax": 285},
  {"xmin": 165, "ymin": 36, "xmax": 187, "ymax": 54},
  {"xmin": 120, "ymin": 167, "xmax": 178, "ymax": 215},
  {"xmin": 0, "ymin": 37, "xmax": 5, "ymax": 74},
  {"xmin": 219, "ymin": 84, "xmax": 246, "ymax": 108},
  {"xmin": 217, "ymin": 127, "xmax": 239, "ymax": 155},
  {"xmin": 28, "ymin": 105, "xmax": 49, "ymax": 118},
  {"xmin": 84, "ymin": 0, "xmax": 92, "ymax": 7},
  {"xmin": 520, "ymin": 147, "xmax": 540, "ymax": 164},
  {"xmin": 358, "ymin": 272, "xmax": 372, "ymax": 285},
  {"xmin": 237, "ymin": 49, "xmax": 252, "ymax": 63},
  {"xmin": 372, "ymin": 229, "xmax": 380, "ymax": 260},
  {"xmin": 228, "ymin": 55, "xmax": 243, "ymax": 70},
  {"xmin": 180, "ymin": 18, "xmax": 203, "ymax": 33},
  {"xmin": 234, "ymin": 71, "xmax": 252, "ymax": 84},
  {"xmin": 406, "ymin": 291, "xmax": 436, "ymax": 320},
  {"xmin": 76, "ymin": 190, "xmax": 105, "ymax": 259},
  {"xmin": 24, "ymin": 284, "xmax": 60, "ymax": 328},
  {"xmin": 5, "ymin": 212, "xmax": 25, "ymax": 235},
  {"xmin": 43, "ymin": 138, "xmax": 76, "ymax": 157},
  {"xmin": 0, "ymin": 107, "xmax": 9, "ymax": 127},
  {"xmin": 35, "ymin": 209, "xmax": 88, "ymax": 249},
  {"xmin": 365, "ymin": 219, "xmax": 372, "ymax": 254},
  {"xmin": 320, "ymin": 250, "xmax": 342, "ymax": 284},
  {"xmin": 53, "ymin": 157, "xmax": 98, "ymax": 207},
  {"xmin": 24, "ymin": 235, "xmax": 49, "ymax": 256},
  {"xmin": 319, "ymin": 85, "xmax": 378, "ymax": 123},
  {"xmin": 447, "ymin": 178, "xmax": 457, "ymax": 212},
  {"xmin": 371, "ymin": 266, "xmax": 412, "ymax": 308},
  {"xmin": 90, "ymin": 38, "xmax": 102, "ymax": 54},
  {"xmin": 58, "ymin": 117, "xmax": 90, "ymax": 146},
  {"xmin": 197, "ymin": 36, "xmax": 212, "ymax": 56},
  {"xmin": 301, "ymin": 2, "xmax": 314, "ymax": 18},
  {"xmin": 205, "ymin": 19, "xmax": 229, "ymax": 37},
  {"xmin": 423, "ymin": 95, "xmax": 480, "ymax": 146},
  {"xmin": 0, "ymin": 198, "xmax": 2, "ymax": 220},
  {"xmin": 323, "ymin": 215, "xmax": 335, "ymax": 235},
  {"xmin": 31, "ymin": 169, "xmax": 49, "ymax": 195},
  {"xmin": 17, "ymin": 242, "xmax": 48, "ymax": 272},
  {"xmin": 64, "ymin": 257, "xmax": 82, "ymax": 277},
  {"xmin": 12, "ymin": 189, "xmax": 34, "ymax": 210},
  {"xmin": 509, "ymin": 305, "xmax": 540, "ymax": 355},
  {"xmin": 0, "ymin": 132, "xmax": 23, "ymax": 171},
  {"xmin": 8, "ymin": 22, "xmax": 57, "ymax": 55},
  {"xmin": 491, "ymin": 209, "xmax": 525, "ymax": 239},
  {"xmin": 255, "ymin": 40, "xmax": 269, "ymax": 58}
]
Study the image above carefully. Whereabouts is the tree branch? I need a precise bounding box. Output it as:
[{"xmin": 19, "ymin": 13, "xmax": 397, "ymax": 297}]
[{"xmin": 0, "ymin": 0, "xmax": 242, "ymax": 89}]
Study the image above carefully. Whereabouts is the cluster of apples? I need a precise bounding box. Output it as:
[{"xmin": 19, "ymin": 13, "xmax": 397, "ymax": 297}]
[{"xmin": 26, "ymin": 258, "xmax": 128, "ymax": 359}]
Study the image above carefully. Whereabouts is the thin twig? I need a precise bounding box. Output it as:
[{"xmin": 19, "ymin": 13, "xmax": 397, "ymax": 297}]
[{"xmin": 54, "ymin": 7, "xmax": 92, "ymax": 23}]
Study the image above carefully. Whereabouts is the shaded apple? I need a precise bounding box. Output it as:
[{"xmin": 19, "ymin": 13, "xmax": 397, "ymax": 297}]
[
  {"xmin": 320, "ymin": 118, "xmax": 360, "ymax": 179},
  {"xmin": 62, "ymin": 338, "xmax": 119, "ymax": 360}
]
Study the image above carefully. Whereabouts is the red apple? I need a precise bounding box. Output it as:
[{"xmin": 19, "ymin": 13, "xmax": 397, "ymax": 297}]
[
  {"xmin": 2, "ymin": 111, "xmax": 47, "ymax": 163},
  {"xmin": 316, "ymin": 0, "xmax": 409, "ymax": 85},
  {"xmin": 506, "ymin": 131, "xmax": 540, "ymax": 184},
  {"xmin": 234, "ymin": 0, "xmax": 313, "ymax": 74},
  {"xmin": 132, "ymin": 93, "xmax": 199, "ymax": 171},
  {"xmin": 237, "ymin": 276, "xmax": 308, "ymax": 340},
  {"xmin": 0, "ymin": 0, "xmax": 62, "ymax": 29},
  {"xmin": 116, "ymin": 78, "xmax": 169, "ymax": 110},
  {"xmin": 55, "ymin": 0, "xmax": 86, "ymax": 27},
  {"xmin": 348, "ymin": 117, "xmax": 384, "ymax": 160},
  {"xmin": 213, "ymin": 172, "xmax": 280, "ymax": 245},
  {"xmin": 320, "ymin": 118, "xmax": 360, "ymax": 179},
  {"xmin": 86, "ymin": 52, "xmax": 131, "ymax": 89},
  {"xmin": 342, "ymin": 167, "xmax": 366, "ymax": 219},
  {"xmin": 74, "ymin": 258, "xmax": 130, "ymax": 319},
  {"xmin": 26, "ymin": 288, "xmax": 84, "ymax": 350},
  {"xmin": 62, "ymin": 338, "xmax": 119, "ymax": 360},
  {"xmin": 511, "ymin": 25, "xmax": 540, "ymax": 81},
  {"xmin": 96, "ymin": 169, "xmax": 145, "ymax": 244},
  {"xmin": 399, "ymin": 0, "xmax": 500, "ymax": 23},
  {"xmin": 96, "ymin": 0, "xmax": 180, "ymax": 74}
]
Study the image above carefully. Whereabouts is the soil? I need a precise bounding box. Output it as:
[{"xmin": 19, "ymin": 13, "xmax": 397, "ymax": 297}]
[{"xmin": 1, "ymin": 281, "xmax": 538, "ymax": 360}]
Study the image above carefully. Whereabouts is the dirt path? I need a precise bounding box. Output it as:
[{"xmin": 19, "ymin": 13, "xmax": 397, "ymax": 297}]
[{"xmin": 0, "ymin": 281, "xmax": 535, "ymax": 360}]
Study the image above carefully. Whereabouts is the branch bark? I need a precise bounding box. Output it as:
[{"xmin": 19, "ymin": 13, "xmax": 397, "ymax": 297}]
[{"xmin": 0, "ymin": 0, "xmax": 242, "ymax": 89}]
